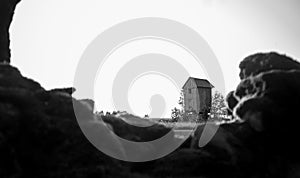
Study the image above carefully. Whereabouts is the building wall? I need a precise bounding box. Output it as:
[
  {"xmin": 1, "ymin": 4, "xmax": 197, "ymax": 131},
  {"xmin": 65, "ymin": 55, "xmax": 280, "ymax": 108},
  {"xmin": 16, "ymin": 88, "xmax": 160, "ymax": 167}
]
[
  {"xmin": 183, "ymin": 79, "xmax": 198, "ymax": 113},
  {"xmin": 183, "ymin": 79, "xmax": 212, "ymax": 114},
  {"xmin": 198, "ymin": 88, "xmax": 212, "ymax": 113}
]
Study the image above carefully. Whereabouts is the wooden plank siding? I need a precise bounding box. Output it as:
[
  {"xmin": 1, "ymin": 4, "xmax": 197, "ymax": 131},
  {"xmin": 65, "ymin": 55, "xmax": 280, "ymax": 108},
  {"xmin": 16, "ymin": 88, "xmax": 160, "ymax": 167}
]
[{"xmin": 182, "ymin": 77, "xmax": 213, "ymax": 114}]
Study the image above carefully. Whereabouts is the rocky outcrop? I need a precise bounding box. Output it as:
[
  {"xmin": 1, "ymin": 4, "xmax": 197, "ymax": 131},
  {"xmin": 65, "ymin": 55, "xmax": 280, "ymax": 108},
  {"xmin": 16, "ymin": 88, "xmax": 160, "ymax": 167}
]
[
  {"xmin": 232, "ymin": 52, "xmax": 300, "ymax": 126},
  {"xmin": 225, "ymin": 90, "xmax": 238, "ymax": 114},
  {"xmin": 238, "ymin": 52, "xmax": 300, "ymax": 80},
  {"xmin": 0, "ymin": 65, "xmax": 175, "ymax": 177},
  {"xmin": 227, "ymin": 52, "xmax": 300, "ymax": 111},
  {"xmin": 0, "ymin": 0, "xmax": 21, "ymax": 63},
  {"xmin": 2, "ymin": 0, "xmax": 300, "ymax": 176},
  {"xmin": 191, "ymin": 52, "xmax": 300, "ymax": 178},
  {"xmin": 101, "ymin": 115, "xmax": 172, "ymax": 142},
  {"xmin": 233, "ymin": 65, "xmax": 300, "ymax": 163},
  {"xmin": 49, "ymin": 87, "xmax": 76, "ymax": 95},
  {"xmin": 0, "ymin": 65, "xmax": 43, "ymax": 91},
  {"xmin": 2, "ymin": 53, "xmax": 300, "ymax": 177},
  {"xmin": 0, "ymin": 65, "xmax": 124, "ymax": 177}
]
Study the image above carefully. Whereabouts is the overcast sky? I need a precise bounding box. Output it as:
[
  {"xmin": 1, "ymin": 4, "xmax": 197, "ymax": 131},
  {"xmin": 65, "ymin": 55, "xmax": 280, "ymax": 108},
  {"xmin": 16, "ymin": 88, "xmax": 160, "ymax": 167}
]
[{"xmin": 10, "ymin": 0, "xmax": 300, "ymax": 117}]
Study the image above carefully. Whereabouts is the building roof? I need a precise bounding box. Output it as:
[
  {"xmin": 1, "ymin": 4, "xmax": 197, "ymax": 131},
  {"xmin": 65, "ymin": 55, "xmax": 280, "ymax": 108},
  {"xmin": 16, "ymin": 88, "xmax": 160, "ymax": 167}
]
[{"xmin": 182, "ymin": 77, "xmax": 214, "ymax": 89}]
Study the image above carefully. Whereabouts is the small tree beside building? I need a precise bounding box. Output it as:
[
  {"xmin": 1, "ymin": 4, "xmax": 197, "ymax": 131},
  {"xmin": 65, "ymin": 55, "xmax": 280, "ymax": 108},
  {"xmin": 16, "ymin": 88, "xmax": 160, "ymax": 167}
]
[
  {"xmin": 210, "ymin": 91, "xmax": 227, "ymax": 119},
  {"xmin": 171, "ymin": 107, "xmax": 181, "ymax": 122}
]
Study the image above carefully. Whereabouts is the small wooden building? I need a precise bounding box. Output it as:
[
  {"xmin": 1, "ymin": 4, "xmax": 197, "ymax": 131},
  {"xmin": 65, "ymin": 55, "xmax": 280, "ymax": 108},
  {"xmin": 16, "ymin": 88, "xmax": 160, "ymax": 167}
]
[{"xmin": 182, "ymin": 77, "xmax": 214, "ymax": 114}]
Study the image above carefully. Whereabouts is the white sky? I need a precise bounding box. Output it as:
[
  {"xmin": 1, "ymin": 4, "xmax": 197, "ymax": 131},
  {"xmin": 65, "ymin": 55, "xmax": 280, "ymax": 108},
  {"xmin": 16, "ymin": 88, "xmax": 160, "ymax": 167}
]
[{"xmin": 10, "ymin": 0, "xmax": 300, "ymax": 117}]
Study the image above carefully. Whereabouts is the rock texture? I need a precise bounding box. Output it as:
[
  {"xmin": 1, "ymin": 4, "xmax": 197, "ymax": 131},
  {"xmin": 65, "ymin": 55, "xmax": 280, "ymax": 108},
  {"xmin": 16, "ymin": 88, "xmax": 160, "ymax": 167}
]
[
  {"xmin": 0, "ymin": 65, "xmax": 119, "ymax": 177},
  {"xmin": 0, "ymin": 0, "xmax": 21, "ymax": 63},
  {"xmin": 0, "ymin": 64, "xmax": 177, "ymax": 177},
  {"xmin": 192, "ymin": 52, "xmax": 300, "ymax": 178},
  {"xmin": 233, "ymin": 53, "xmax": 300, "ymax": 169},
  {"xmin": 0, "ymin": 65, "xmax": 42, "ymax": 90},
  {"xmin": 2, "ymin": 0, "xmax": 300, "ymax": 177},
  {"xmin": 225, "ymin": 90, "xmax": 238, "ymax": 114},
  {"xmin": 1, "ymin": 53, "xmax": 300, "ymax": 177},
  {"xmin": 101, "ymin": 115, "xmax": 172, "ymax": 142},
  {"xmin": 238, "ymin": 52, "xmax": 300, "ymax": 80}
]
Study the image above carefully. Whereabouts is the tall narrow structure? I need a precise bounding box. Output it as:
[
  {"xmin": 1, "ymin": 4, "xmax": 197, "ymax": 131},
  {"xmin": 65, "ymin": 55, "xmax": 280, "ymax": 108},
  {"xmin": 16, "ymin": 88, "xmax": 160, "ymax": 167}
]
[
  {"xmin": 0, "ymin": 0, "xmax": 21, "ymax": 63},
  {"xmin": 182, "ymin": 77, "xmax": 214, "ymax": 114}
]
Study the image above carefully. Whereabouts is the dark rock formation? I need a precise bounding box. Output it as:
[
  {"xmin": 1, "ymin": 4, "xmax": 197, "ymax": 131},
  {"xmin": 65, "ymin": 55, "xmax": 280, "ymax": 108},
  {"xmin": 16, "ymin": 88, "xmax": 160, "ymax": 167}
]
[
  {"xmin": 190, "ymin": 52, "xmax": 300, "ymax": 177},
  {"xmin": 239, "ymin": 52, "xmax": 300, "ymax": 80},
  {"xmin": 234, "ymin": 70, "xmax": 300, "ymax": 157},
  {"xmin": 49, "ymin": 87, "xmax": 76, "ymax": 95},
  {"xmin": 101, "ymin": 115, "xmax": 172, "ymax": 142},
  {"xmin": 2, "ymin": 51, "xmax": 300, "ymax": 177},
  {"xmin": 0, "ymin": 65, "xmax": 125, "ymax": 177},
  {"xmin": 191, "ymin": 119, "xmax": 298, "ymax": 177},
  {"xmin": 227, "ymin": 52, "xmax": 300, "ymax": 117},
  {"xmin": 2, "ymin": 0, "xmax": 300, "ymax": 176},
  {"xmin": 151, "ymin": 149, "xmax": 238, "ymax": 178},
  {"xmin": 0, "ymin": 0, "xmax": 21, "ymax": 63},
  {"xmin": 233, "ymin": 53, "xmax": 300, "ymax": 176},
  {"xmin": 0, "ymin": 65, "xmax": 43, "ymax": 91},
  {"xmin": 0, "ymin": 65, "xmax": 175, "ymax": 177},
  {"xmin": 225, "ymin": 90, "xmax": 238, "ymax": 114}
]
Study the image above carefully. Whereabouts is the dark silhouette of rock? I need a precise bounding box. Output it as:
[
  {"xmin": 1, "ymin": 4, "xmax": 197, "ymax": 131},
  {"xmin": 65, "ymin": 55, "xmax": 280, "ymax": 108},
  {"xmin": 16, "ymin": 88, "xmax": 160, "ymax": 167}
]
[
  {"xmin": 225, "ymin": 91, "xmax": 238, "ymax": 114},
  {"xmin": 151, "ymin": 149, "xmax": 239, "ymax": 178},
  {"xmin": 49, "ymin": 87, "xmax": 76, "ymax": 95},
  {"xmin": 193, "ymin": 120, "xmax": 296, "ymax": 177},
  {"xmin": 100, "ymin": 115, "xmax": 172, "ymax": 142},
  {"xmin": 230, "ymin": 52, "xmax": 300, "ymax": 177},
  {"xmin": 189, "ymin": 52, "xmax": 300, "ymax": 178},
  {"xmin": 0, "ymin": 65, "xmax": 175, "ymax": 177},
  {"xmin": 228, "ymin": 52, "xmax": 300, "ymax": 114},
  {"xmin": 0, "ymin": 0, "xmax": 21, "ymax": 63},
  {"xmin": 239, "ymin": 52, "xmax": 300, "ymax": 80},
  {"xmin": 2, "ymin": 53, "xmax": 300, "ymax": 177},
  {"xmin": 234, "ymin": 70, "xmax": 300, "ymax": 157},
  {"xmin": 0, "ymin": 65, "xmax": 43, "ymax": 91},
  {"xmin": 2, "ymin": 0, "xmax": 300, "ymax": 176},
  {"xmin": 0, "ymin": 65, "xmax": 128, "ymax": 177}
]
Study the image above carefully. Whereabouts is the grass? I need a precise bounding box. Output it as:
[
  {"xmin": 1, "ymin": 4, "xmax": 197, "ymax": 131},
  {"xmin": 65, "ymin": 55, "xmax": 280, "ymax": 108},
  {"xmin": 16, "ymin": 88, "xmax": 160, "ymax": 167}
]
[{"xmin": 159, "ymin": 122, "xmax": 198, "ymax": 130}]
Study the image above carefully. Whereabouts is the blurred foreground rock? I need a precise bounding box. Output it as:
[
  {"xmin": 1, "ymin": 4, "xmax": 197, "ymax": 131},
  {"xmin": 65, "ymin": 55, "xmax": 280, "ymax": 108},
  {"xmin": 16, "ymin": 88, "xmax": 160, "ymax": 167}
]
[
  {"xmin": 0, "ymin": 65, "xmax": 177, "ymax": 177},
  {"xmin": 0, "ymin": 65, "xmax": 129, "ymax": 177},
  {"xmin": 191, "ymin": 52, "xmax": 300, "ymax": 178},
  {"xmin": 2, "ymin": 52, "xmax": 300, "ymax": 177},
  {"xmin": 1, "ymin": 2, "xmax": 300, "ymax": 175},
  {"xmin": 0, "ymin": 0, "xmax": 21, "ymax": 63}
]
